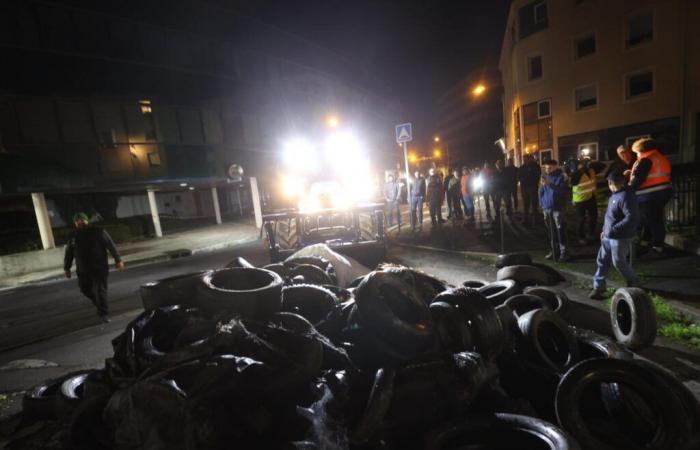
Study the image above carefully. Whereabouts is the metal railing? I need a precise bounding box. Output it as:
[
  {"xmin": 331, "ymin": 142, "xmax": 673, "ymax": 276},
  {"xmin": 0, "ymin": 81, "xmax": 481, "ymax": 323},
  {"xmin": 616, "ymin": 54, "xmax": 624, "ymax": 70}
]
[{"xmin": 666, "ymin": 163, "xmax": 700, "ymax": 234}]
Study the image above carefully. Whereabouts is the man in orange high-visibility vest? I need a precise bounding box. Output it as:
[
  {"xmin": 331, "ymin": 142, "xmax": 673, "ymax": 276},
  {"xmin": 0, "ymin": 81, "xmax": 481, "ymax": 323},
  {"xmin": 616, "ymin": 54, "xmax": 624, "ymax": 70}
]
[{"xmin": 629, "ymin": 138, "xmax": 672, "ymax": 254}]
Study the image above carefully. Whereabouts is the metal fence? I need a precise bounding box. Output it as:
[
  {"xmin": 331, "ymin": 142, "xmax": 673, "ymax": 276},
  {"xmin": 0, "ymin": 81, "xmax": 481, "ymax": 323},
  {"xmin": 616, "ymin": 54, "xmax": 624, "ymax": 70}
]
[{"xmin": 666, "ymin": 163, "xmax": 700, "ymax": 234}]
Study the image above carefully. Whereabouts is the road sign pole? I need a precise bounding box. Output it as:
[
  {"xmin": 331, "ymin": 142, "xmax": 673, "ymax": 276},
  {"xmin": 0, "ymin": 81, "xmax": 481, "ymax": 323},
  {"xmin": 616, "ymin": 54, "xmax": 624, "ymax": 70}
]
[{"xmin": 402, "ymin": 141, "xmax": 410, "ymax": 195}]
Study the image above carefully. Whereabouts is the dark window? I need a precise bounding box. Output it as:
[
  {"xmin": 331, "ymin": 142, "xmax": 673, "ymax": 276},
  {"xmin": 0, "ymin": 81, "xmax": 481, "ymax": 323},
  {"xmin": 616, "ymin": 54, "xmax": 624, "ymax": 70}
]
[
  {"xmin": 575, "ymin": 85, "xmax": 597, "ymax": 110},
  {"xmin": 626, "ymin": 11, "xmax": 653, "ymax": 48},
  {"xmin": 575, "ymin": 34, "xmax": 596, "ymax": 59},
  {"xmin": 626, "ymin": 71, "xmax": 653, "ymax": 99},
  {"xmin": 518, "ymin": 1, "xmax": 549, "ymax": 39},
  {"xmin": 528, "ymin": 55, "xmax": 543, "ymax": 80},
  {"xmin": 537, "ymin": 100, "xmax": 551, "ymax": 118}
]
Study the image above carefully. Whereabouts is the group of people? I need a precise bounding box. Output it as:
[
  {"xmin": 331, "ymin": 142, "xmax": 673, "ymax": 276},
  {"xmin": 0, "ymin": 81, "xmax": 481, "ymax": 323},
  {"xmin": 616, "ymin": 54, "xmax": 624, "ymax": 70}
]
[{"xmin": 384, "ymin": 137, "xmax": 673, "ymax": 300}]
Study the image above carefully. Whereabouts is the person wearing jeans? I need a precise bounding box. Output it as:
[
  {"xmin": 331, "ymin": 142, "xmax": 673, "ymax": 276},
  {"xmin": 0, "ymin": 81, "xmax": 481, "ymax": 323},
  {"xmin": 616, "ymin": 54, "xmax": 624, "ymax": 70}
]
[
  {"xmin": 384, "ymin": 174, "xmax": 400, "ymax": 227},
  {"xmin": 409, "ymin": 171, "xmax": 426, "ymax": 232},
  {"xmin": 590, "ymin": 172, "xmax": 640, "ymax": 299},
  {"xmin": 539, "ymin": 159, "xmax": 570, "ymax": 261}
]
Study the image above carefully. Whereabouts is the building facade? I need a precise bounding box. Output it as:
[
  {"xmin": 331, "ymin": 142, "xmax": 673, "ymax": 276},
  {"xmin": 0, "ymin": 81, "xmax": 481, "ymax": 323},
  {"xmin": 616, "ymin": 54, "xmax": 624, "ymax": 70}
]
[{"xmin": 499, "ymin": 0, "xmax": 700, "ymax": 165}]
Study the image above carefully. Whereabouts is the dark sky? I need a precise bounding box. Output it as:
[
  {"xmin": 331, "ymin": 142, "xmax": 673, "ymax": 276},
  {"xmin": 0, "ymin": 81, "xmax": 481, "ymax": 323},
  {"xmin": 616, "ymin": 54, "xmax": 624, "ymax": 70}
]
[{"xmin": 256, "ymin": 0, "xmax": 512, "ymax": 146}]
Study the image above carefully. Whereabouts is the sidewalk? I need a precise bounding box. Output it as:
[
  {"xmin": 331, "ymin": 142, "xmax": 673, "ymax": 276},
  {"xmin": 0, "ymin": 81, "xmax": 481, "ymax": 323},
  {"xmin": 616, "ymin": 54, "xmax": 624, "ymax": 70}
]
[
  {"xmin": 387, "ymin": 200, "xmax": 700, "ymax": 315},
  {"xmin": 0, "ymin": 219, "xmax": 259, "ymax": 289}
]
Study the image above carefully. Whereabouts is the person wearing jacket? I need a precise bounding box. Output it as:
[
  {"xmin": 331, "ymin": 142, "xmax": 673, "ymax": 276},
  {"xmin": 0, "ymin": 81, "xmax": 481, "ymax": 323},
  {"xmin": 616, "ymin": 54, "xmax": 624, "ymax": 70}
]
[
  {"xmin": 426, "ymin": 168, "xmax": 443, "ymax": 227},
  {"xmin": 409, "ymin": 171, "xmax": 426, "ymax": 232},
  {"xmin": 570, "ymin": 160, "xmax": 598, "ymax": 245},
  {"xmin": 629, "ymin": 138, "xmax": 672, "ymax": 254},
  {"xmin": 64, "ymin": 212, "xmax": 124, "ymax": 322},
  {"xmin": 448, "ymin": 169, "xmax": 463, "ymax": 220},
  {"xmin": 518, "ymin": 155, "xmax": 541, "ymax": 226},
  {"xmin": 481, "ymin": 162, "xmax": 494, "ymax": 220},
  {"xmin": 504, "ymin": 158, "xmax": 519, "ymax": 213},
  {"xmin": 384, "ymin": 174, "xmax": 401, "ymax": 227},
  {"xmin": 443, "ymin": 172, "xmax": 454, "ymax": 219},
  {"xmin": 539, "ymin": 159, "xmax": 570, "ymax": 261},
  {"xmin": 589, "ymin": 171, "xmax": 640, "ymax": 299}
]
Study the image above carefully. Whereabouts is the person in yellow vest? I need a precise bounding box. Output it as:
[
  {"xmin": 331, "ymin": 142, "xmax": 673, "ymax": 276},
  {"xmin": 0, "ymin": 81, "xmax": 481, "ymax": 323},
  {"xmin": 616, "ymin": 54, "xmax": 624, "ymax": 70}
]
[
  {"xmin": 570, "ymin": 160, "xmax": 598, "ymax": 245},
  {"xmin": 629, "ymin": 138, "xmax": 672, "ymax": 254}
]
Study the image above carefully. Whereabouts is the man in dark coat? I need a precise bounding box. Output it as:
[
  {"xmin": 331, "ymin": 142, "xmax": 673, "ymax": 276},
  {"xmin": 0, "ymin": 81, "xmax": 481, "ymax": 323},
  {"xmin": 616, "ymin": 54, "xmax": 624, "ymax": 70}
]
[
  {"xmin": 409, "ymin": 171, "xmax": 426, "ymax": 232},
  {"xmin": 426, "ymin": 168, "xmax": 443, "ymax": 227},
  {"xmin": 504, "ymin": 158, "xmax": 519, "ymax": 213},
  {"xmin": 518, "ymin": 155, "xmax": 541, "ymax": 226},
  {"xmin": 64, "ymin": 212, "xmax": 124, "ymax": 322}
]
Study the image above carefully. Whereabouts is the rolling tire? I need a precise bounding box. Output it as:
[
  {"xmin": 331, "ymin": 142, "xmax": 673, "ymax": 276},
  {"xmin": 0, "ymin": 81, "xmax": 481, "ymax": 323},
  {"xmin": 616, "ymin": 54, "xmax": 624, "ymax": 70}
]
[
  {"xmin": 495, "ymin": 252, "xmax": 533, "ymax": 269},
  {"xmin": 429, "ymin": 301, "xmax": 474, "ymax": 353},
  {"xmin": 524, "ymin": 286, "xmax": 570, "ymax": 316},
  {"xmin": 517, "ymin": 309, "xmax": 579, "ymax": 373},
  {"xmin": 426, "ymin": 413, "xmax": 580, "ymax": 450},
  {"xmin": 276, "ymin": 218, "xmax": 299, "ymax": 250},
  {"xmin": 461, "ymin": 279, "xmax": 488, "ymax": 289},
  {"xmin": 497, "ymin": 265, "xmax": 553, "ymax": 287},
  {"xmin": 477, "ymin": 280, "xmax": 520, "ymax": 307},
  {"xmin": 433, "ymin": 287, "xmax": 504, "ymax": 359},
  {"xmin": 139, "ymin": 271, "xmax": 205, "ymax": 310},
  {"xmin": 196, "ymin": 268, "xmax": 283, "ymax": 319},
  {"xmin": 610, "ymin": 288, "xmax": 657, "ymax": 350},
  {"xmin": 555, "ymin": 358, "xmax": 691, "ymax": 450},
  {"xmin": 288, "ymin": 264, "xmax": 334, "ymax": 286},
  {"xmin": 504, "ymin": 294, "xmax": 550, "ymax": 317}
]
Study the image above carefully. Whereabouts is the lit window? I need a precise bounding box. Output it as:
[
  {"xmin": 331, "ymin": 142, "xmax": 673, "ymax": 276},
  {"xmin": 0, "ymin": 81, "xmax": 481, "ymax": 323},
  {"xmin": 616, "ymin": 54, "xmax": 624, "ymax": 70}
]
[
  {"xmin": 578, "ymin": 143, "xmax": 599, "ymax": 160},
  {"xmin": 139, "ymin": 100, "xmax": 152, "ymax": 114},
  {"xmin": 626, "ymin": 71, "xmax": 654, "ymax": 99},
  {"xmin": 575, "ymin": 85, "xmax": 597, "ymax": 110},
  {"xmin": 528, "ymin": 55, "xmax": 543, "ymax": 81},
  {"xmin": 626, "ymin": 11, "xmax": 653, "ymax": 48},
  {"xmin": 575, "ymin": 34, "xmax": 596, "ymax": 59}
]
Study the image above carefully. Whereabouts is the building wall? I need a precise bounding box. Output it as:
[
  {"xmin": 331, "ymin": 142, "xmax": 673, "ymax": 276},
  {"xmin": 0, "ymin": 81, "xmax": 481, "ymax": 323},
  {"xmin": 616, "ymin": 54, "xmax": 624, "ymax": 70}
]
[{"xmin": 499, "ymin": 0, "xmax": 699, "ymax": 165}]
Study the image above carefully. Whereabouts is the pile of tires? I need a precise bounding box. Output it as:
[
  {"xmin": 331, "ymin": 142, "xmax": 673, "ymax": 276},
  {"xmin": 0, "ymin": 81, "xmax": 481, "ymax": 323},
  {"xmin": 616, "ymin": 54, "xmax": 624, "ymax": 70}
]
[{"xmin": 17, "ymin": 256, "xmax": 697, "ymax": 450}]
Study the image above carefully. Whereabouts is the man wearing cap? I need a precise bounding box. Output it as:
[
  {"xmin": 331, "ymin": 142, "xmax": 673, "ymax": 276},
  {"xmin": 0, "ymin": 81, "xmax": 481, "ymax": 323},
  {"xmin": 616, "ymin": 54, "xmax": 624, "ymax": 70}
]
[
  {"xmin": 589, "ymin": 172, "xmax": 640, "ymax": 299},
  {"xmin": 64, "ymin": 213, "xmax": 124, "ymax": 322}
]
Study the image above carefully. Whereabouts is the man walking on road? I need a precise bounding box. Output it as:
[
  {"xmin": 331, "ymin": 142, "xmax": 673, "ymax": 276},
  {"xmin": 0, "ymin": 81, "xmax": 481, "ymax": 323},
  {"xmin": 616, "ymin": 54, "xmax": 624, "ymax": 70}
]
[
  {"xmin": 540, "ymin": 160, "xmax": 570, "ymax": 261},
  {"xmin": 64, "ymin": 212, "xmax": 124, "ymax": 322},
  {"xmin": 590, "ymin": 172, "xmax": 640, "ymax": 299},
  {"xmin": 571, "ymin": 160, "xmax": 598, "ymax": 245},
  {"xmin": 409, "ymin": 171, "xmax": 426, "ymax": 232},
  {"xmin": 384, "ymin": 174, "xmax": 400, "ymax": 227},
  {"xmin": 629, "ymin": 138, "xmax": 672, "ymax": 254},
  {"xmin": 519, "ymin": 155, "xmax": 541, "ymax": 227}
]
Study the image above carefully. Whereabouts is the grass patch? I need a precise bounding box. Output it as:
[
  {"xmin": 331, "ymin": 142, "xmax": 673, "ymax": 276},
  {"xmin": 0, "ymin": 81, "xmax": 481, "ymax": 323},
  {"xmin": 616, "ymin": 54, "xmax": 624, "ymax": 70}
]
[{"xmin": 649, "ymin": 293, "xmax": 700, "ymax": 350}]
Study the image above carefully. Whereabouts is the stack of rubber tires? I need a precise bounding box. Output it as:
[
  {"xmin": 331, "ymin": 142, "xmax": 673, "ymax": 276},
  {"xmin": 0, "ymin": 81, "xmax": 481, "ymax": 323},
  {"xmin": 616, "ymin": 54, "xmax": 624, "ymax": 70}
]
[{"xmin": 16, "ymin": 253, "xmax": 699, "ymax": 450}]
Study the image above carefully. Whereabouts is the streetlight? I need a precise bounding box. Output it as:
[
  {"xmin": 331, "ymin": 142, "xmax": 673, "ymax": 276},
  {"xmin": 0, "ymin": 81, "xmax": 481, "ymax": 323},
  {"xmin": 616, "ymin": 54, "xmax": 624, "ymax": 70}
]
[
  {"xmin": 434, "ymin": 136, "xmax": 440, "ymax": 143},
  {"xmin": 433, "ymin": 135, "xmax": 450, "ymax": 168},
  {"xmin": 325, "ymin": 115, "xmax": 340, "ymax": 128},
  {"xmin": 433, "ymin": 149, "xmax": 441, "ymax": 158},
  {"xmin": 409, "ymin": 152, "xmax": 417, "ymax": 163},
  {"xmin": 471, "ymin": 83, "xmax": 486, "ymax": 97}
]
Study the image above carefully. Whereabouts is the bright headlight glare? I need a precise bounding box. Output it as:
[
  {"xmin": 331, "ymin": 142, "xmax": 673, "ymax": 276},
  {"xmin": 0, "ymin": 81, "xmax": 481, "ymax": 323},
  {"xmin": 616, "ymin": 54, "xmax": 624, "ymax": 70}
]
[
  {"xmin": 472, "ymin": 176, "xmax": 484, "ymax": 190},
  {"xmin": 283, "ymin": 138, "xmax": 318, "ymax": 172},
  {"xmin": 282, "ymin": 175, "xmax": 305, "ymax": 198}
]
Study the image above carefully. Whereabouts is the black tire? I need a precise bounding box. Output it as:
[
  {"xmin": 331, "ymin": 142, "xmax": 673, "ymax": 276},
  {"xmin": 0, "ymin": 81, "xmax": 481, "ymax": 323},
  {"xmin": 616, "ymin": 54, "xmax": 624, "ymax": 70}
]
[
  {"xmin": 320, "ymin": 284, "xmax": 353, "ymax": 302},
  {"xmin": 477, "ymin": 280, "xmax": 521, "ymax": 306},
  {"xmin": 555, "ymin": 358, "xmax": 692, "ymax": 450},
  {"xmin": 288, "ymin": 264, "xmax": 334, "ymax": 286},
  {"xmin": 276, "ymin": 218, "xmax": 299, "ymax": 250},
  {"xmin": 53, "ymin": 371, "xmax": 94, "ymax": 420},
  {"xmin": 433, "ymin": 287, "xmax": 504, "ymax": 359},
  {"xmin": 429, "ymin": 301, "xmax": 474, "ymax": 353},
  {"xmin": 610, "ymin": 288, "xmax": 657, "ymax": 350},
  {"xmin": 281, "ymin": 284, "xmax": 339, "ymax": 327},
  {"xmin": 350, "ymin": 367, "xmax": 396, "ymax": 445},
  {"xmin": 504, "ymin": 294, "xmax": 550, "ymax": 317},
  {"xmin": 426, "ymin": 413, "xmax": 580, "ymax": 450},
  {"xmin": 196, "ymin": 268, "xmax": 283, "ymax": 319},
  {"xmin": 262, "ymin": 263, "xmax": 290, "ymax": 279},
  {"xmin": 570, "ymin": 327, "xmax": 633, "ymax": 361},
  {"xmin": 136, "ymin": 305, "xmax": 199, "ymax": 372},
  {"xmin": 495, "ymin": 304, "xmax": 518, "ymax": 348},
  {"xmin": 517, "ymin": 309, "xmax": 579, "ymax": 373},
  {"xmin": 224, "ymin": 256, "xmax": 255, "ymax": 269},
  {"xmin": 495, "ymin": 252, "xmax": 533, "ymax": 269},
  {"xmin": 22, "ymin": 371, "xmax": 88, "ymax": 421},
  {"xmin": 461, "ymin": 279, "xmax": 488, "ymax": 289},
  {"xmin": 524, "ymin": 286, "xmax": 570, "ymax": 316},
  {"xmin": 354, "ymin": 270, "xmax": 434, "ymax": 356},
  {"xmin": 497, "ymin": 265, "xmax": 553, "ymax": 287},
  {"xmin": 139, "ymin": 271, "xmax": 205, "ymax": 310}
]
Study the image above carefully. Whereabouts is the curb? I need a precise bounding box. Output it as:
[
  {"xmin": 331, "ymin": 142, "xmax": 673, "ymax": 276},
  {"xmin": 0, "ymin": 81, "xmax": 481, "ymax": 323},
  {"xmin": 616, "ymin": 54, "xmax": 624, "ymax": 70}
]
[
  {"xmin": 394, "ymin": 242, "xmax": 700, "ymax": 322},
  {"xmin": 0, "ymin": 236, "xmax": 259, "ymax": 291}
]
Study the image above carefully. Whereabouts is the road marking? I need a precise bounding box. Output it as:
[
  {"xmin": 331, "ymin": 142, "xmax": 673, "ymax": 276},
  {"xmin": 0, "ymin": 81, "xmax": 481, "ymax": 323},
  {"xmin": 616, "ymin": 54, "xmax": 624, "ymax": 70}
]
[{"xmin": 0, "ymin": 359, "xmax": 58, "ymax": 371}]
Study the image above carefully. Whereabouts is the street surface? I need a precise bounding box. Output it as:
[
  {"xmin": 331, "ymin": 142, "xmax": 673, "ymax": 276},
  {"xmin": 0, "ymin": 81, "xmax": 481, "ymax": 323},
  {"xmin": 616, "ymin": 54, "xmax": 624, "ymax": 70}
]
[{"xmin": 1, "ymin": 239, "xmax": 700, "ymax": 421}]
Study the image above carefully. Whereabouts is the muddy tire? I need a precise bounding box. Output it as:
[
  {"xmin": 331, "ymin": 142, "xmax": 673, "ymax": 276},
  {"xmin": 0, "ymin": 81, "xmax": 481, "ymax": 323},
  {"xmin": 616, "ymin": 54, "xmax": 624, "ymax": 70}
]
[
  {"xmin": 495, "ymin": 252, "xmax": 533, "ymax": 269},
  {"xmin": 524, "ymin": 286, "xmax": 570, "ymax": 316},
  {"xmin": 610, "ymin": 288, "xmax": 657, "ymax": 350},
  {"xmin": 426, "ymin": 413, "xmax": 580, "ymax": 450},
  {"xmin": 139, "ymin": 271, "xmax": 205, "ymax": 310},
  {"xmin": 555, "ymin": 358, "xmax": 691, "ymax": 450},
  {"xmin": 497, "ymin": 265, "xmax": 553, "ymax": 287},
  {"xmin": 477, "ymin": 280, "xmax": 520, "ymax": 306},
  {"xmin": 517, "ymin": 309, "xmax": 579, "ymax": 373},
  {"xmin": 196, "ymin": 268, "xmax": 283, "ymax": 319}
]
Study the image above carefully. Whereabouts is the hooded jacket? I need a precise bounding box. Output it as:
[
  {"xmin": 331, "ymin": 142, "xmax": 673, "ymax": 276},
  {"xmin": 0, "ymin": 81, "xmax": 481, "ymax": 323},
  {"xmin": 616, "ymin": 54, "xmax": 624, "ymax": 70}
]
[
  {"xmin": 539, "ymin": 169, "xmax": 569, "ymax": 211},
  {"xmin": 603, "ymin": 187, "xmax": 640, "ymax": 240},
  {"xmin": 64, "ymin": 226, "xmax": 121, "ymax": 273}
]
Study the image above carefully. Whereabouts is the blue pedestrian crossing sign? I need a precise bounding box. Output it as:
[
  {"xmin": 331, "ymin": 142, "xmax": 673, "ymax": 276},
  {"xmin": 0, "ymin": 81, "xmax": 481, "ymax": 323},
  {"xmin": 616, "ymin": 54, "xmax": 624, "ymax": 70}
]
[{"xmin": 395, "ymin": 123, "xmax": 412, "ymax": 143}]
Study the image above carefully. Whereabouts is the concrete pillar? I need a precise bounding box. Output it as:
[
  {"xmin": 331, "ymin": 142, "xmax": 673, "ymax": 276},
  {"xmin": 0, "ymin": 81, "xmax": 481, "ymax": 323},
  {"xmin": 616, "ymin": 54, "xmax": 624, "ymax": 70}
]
[
  {"xmin": 31, "ymin": 192, "xmax": 55, "ymax": 250},
  {"xmin": 211, "ymin": 187, "xmax": 222, "ymax": 224},
  {"xmin": 250, "ymin": 177, "xmax": 263, "ymax": 229},
  {"xmin": 147, "ymin": 189, "xmax": 163, "ymax": 237}
]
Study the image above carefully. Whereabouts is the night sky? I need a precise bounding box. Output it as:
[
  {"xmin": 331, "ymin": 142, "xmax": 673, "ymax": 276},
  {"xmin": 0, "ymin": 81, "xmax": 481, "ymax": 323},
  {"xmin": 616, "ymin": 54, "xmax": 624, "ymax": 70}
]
[{"xmin": 256, "ymin": 0, "xmax": 512, "ymax": 150}]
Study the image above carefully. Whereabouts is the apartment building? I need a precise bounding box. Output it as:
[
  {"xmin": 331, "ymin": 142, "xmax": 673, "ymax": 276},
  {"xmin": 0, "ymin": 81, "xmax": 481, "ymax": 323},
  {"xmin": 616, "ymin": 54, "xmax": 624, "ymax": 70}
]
[{"xmin": 499, "ymin": 0, "xmax": 700, "ymax": 165}]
